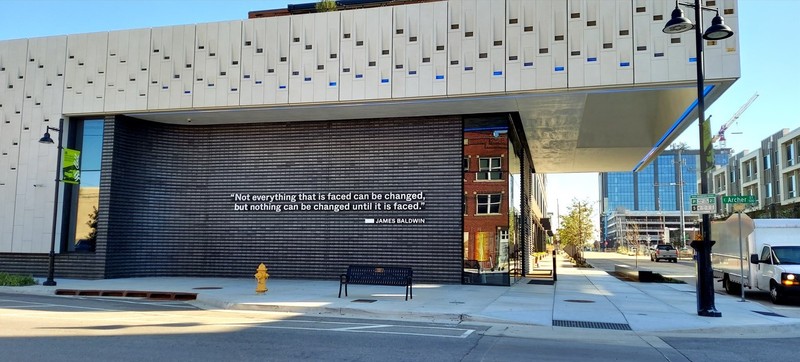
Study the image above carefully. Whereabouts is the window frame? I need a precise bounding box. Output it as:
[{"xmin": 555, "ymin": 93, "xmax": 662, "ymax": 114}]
[
  {"xmin": 476, "ymin": 194, "xmax": 502, "ymax": 215},
  {"xmin": 476, "ymin": 157, "xmax": 502, "ymax": 181}
]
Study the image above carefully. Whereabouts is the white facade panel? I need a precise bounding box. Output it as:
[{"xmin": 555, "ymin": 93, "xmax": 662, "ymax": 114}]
[
  {"xmin": 364, "ymin": 7, "xmax": 393, "ymax": 100},
  {"xmin": 0, "ymin": 39, "xmax": 28, "ymax": 252},
  {"xmin": 63, "ymin": 32, "xmax": 108, "ymax": 114},
  {"xmin": 15, "ymin": 36, "xmax": 68, "ymax": 253},
  {"xmin": 241, "ymin": 16, "xmax": 289, "ymax": 105},
  {"xmin": 448, "ymin": 0, "xmax": 505, "ymax": 95},
  {"xmin": 105, "ymin": 29, "xmax": 151, "ymax": 112},
  {"xmin": 703, "ymin": 0, "xmax": 740, "ymax": 80},
  {"xmin": 392, "ymin": 5, "xmax": 411, "ymax": 97},
  {"xmin": 148, "ymin": 25, "xmax": 196, "ymax": 110},
  {"xmin": 634, "ymin": 0, "xmax": 695, "ymax": 84},
  {"xmin": 534, "ymin": 0, "xmax": 568, "ymax": 90},
  {"xmin": 192, "ymin": 21, "xmax": 242, "ymax": 108},
  {"xmin": 506, "ymin": 0, "xmax": 538, "ymax": 91},
  {"xmin": 569, "ymin": 0, "xmax": 634, "ymax": 88},
  {"xmin": 289, "ymin": 12, "xmax": 340, "ymax": 104}
]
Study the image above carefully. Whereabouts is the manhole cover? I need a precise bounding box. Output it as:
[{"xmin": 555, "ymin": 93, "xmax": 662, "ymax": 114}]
[
  {"xmin": 563, "ymin": 299, "xmax": 595, "ymax": 303},
  {"xmin": 352, "ymin": 299, "xmax": 377, "ymax": 303},
  {"xmin": 192, "ymin": 287, "xmax": 223, "ymax": 290}
]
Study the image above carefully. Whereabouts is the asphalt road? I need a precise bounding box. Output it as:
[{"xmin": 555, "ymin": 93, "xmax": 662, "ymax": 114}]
[{"xmin": 3, "ymin": 292, "xmax": 800, "ymax": 362}]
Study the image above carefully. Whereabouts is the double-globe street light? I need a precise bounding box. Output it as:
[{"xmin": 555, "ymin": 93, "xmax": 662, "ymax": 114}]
[
  {"xmin": 663, "ymin": 1, "xmax": 734, "ymax": 317},
  {"xmin": 38, "ymin": 119, "xmax": 64, "ymax": 286}
]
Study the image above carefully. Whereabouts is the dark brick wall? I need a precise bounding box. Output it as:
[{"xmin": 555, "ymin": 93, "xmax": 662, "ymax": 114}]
[{"xmin": 102, "ymin": 116, "xmax": 463, "ymax": 283}]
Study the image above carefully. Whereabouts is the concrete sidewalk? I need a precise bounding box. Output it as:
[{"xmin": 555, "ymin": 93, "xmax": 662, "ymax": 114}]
[{"xmin": 3, "ymin": 253, "xmax": 799, "ymax": 335}]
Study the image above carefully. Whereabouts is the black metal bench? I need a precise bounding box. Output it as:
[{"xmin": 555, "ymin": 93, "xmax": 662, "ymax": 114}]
[{"xmin": 339, "ymin": 265, "xmax": 413, "ymax": 301}]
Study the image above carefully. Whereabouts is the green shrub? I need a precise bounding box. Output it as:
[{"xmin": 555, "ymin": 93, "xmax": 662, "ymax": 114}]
[{"xmin": 0, "ymin": 272, "xmax": 37, "ymax": 286}]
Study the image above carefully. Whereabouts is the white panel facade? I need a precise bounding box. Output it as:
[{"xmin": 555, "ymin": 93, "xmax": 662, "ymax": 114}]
[
  {"xmin": 148, "ymin": 25, "xmax": 196, "ymax": 110},
  {"xmin": 288, "ymin": 12, "xmax": 339, "ymax": 104},
  {"xmin": 193, "ymin": 21, "xmax": 242, "ymax": 108},
  {"xmin": 241, "ymin": 16, "xmax": 290, "ymax": 106},
  {"xmin": 535, "ymin": 0, "xmax": 568, "ymax": 89},
  {"xmin": 568, "ymin": 0, "xmax": 634, "ymax": 88},
  {"xmin": 14, "ymin": 36, "xmax": 68, "ymax": 253},
  {"xmin": 365, "ymin": 6, "xmax": 393, "ymax": 100},
  {"xmin": 506, "ymin": 0, "xmax": 539, "ymax": 91},
  {"xmin": 0, "ymin": 39, "xmax": 28, "ymax": 252},
  {"xmin": 105, "ymin": 29, "xmax": 151, "ymax": 112},
  {"xmin": 63, "ymin": 32, "xmax": 108, "ymax": 114},
  {"xmin": 703, "ymin": 0, "xmax": 740, "ymax": 80}
]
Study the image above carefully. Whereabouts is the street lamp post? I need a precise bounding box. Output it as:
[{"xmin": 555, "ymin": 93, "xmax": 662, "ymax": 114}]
[
  {"xmin": 39, "ymin": 120, "xmax": 64, "ymax": 286},
  {"xmin": 663, "ymin": 0, "xmax": 733, "ymax": 317}
]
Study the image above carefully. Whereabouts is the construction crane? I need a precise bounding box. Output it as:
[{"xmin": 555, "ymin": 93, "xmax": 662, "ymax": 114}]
[{"xmin": 711, "ymin": 92, "xmax": 759, "ymax": 148}]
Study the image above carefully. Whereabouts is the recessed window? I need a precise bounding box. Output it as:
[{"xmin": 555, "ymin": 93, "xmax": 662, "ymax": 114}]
[
  {"xmin": 477, "ymin": 157, "xmax": 502, "ymax": 180},
  {"xmin": 476, "ymin": 194, "xmax": 501, "ymax": 214}
]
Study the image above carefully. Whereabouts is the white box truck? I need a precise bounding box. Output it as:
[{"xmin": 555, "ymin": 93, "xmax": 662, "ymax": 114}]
[{"xmin": 712, "ymin": 218, "xmax": 800, "ymax": 304}]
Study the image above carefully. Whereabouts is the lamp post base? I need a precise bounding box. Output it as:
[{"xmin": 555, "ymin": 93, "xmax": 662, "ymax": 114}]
[
  {"xmin": 42, "ymin": 280, "xmax": 57, "ymax": 286},
  {"xmin": 691, "ymin": 239, "xmax": 722, "ymax": 317}
]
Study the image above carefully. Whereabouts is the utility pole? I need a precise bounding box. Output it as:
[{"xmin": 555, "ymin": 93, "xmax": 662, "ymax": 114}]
[{"xmin": 677, "ymin": 148, "xmax": 686, "ymax": 249}]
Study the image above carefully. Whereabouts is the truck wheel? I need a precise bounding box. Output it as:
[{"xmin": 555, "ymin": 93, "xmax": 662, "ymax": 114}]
[
  {"xmin": 724, "ymin": 276, "xmax": 740, "ymax": 295},
  {"xmin": 770, "ymin": 282, "xmax": 785, "ymax": 304},
  {"xmin": 671, "ymin": 258, "xmax": 677, "ymax": 263}
]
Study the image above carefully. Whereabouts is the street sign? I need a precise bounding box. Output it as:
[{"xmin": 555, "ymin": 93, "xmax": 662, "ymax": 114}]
[
  {"xmin": 690, "ymin": 194, "xmax": 717, "ymax": 214},
  {"xmin": 722, "ymin": 195, "xmax": 757, "ymax": 204}
]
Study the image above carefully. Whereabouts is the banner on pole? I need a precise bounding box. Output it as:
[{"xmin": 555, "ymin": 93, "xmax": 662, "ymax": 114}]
[{"xmin": 62, "ymin": 148, "xmax": 81, "ymax": 184}]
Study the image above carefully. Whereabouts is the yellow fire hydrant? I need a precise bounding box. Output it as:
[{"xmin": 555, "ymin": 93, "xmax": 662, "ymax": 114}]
[{"xmin": 255, "ymin": 263, "xmax": 269, "ymax": 294}]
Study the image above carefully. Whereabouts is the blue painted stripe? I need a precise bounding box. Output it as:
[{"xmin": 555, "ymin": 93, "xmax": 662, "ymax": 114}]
[
  {"xmin": 409, "ymin": 70, "xmax": 417, "ymax": 75},
  {"xmin": 689, "ymin": 57, "xmax": 697, "ymax": 63},
  {"xmin": 255, "ymin": 80, "xmax": 262, "ymax": 84},
  {"xmin": 435, "ymin": 75, "xmax": 444, "ymax": 80},
  {"xmin": 632, "ymin": 85, "xmax": 715, "ymax": 172},
  {"xmin": 555, "ymin": 66, "xmax": 565, "ymax": 71},
  {"xmin": 492, "ymin": 71, "xmax": 503, "ymax": 76},
  {"xmin": 620, "ymin": 62, "xmax": 630, "ymax": 67},
  {"xmin": 329, "ymin": 81, "xmax": 337, "ymax": 86},
  {"xmin": 465, "ymin": 66, "xmax": 474, "ymax": 71},
  {"xmin": 304, "ymin": 77, "xmax": 311, "ymax": 81},
  {"xmin": 381, "ymin": 78, "xmax": 389, "ymax": 83},
  {"xmin": 524, "ymin": 62, "xmax": 534, "ymax": 67},
  {"xmin": 355, "ymin": 74, "xmax": 363, "ymax": 79},
  {"xmin": 279, "ymin": 85, "xmax": 286, "ymax": 89},
  {"xmin": 587, "ymin": 57, "xmax": 597, "ymax": 62},
  {"xmin": 464, "ymin": 126, "xmax": 509, "ymax": 132}
]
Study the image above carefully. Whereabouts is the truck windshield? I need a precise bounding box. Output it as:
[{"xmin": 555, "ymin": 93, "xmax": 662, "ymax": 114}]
[{"xmin": 772, "ymin": 247, "xmax": 800, "ymax": 265}]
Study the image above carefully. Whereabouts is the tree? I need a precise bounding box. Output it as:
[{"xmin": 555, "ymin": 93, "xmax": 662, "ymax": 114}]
[
  {"xmin": 557, "ymin": 199, "xmax": 594, "ymax": 259},
  {"xmin": 86, "ymin": 206, "xmax": 98, "ymax": 244},
  {"xmin": 316, "ymin": 0, "xmax": 337, "ymax": 12}
]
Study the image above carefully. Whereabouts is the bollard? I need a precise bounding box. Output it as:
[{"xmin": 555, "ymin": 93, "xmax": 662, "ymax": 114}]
[
  {"xmin": 552, "ymin": 250, "xmax": 557, "ymax": 282},
  {"xmin": 255, "ymin": 263, "xmax": 269, "ymax": 294}
]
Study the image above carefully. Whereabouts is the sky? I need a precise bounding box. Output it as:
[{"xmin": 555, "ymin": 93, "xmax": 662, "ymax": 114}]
[{"xmin": 2, "ymin": 0, "xmax": 798, "ymax": 235}]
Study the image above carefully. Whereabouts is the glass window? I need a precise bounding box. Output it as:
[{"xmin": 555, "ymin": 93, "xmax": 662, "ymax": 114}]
[
  {"xmin": 477, "ymin": 157, "xmax": 502, "ymax": 180},
  {"xmin": 476, "ymin": 194, "xmax": 501, "ymax": 214},
  {"xmin": 463, "ymin": 157, "xmax": 469, "ymax": 172},
  {"xmin": 788, "ymin": 143, "xmax": 796, "ymax": 166},
  {"xmin": 764, "ymin": 154, "xmax": 771, "ymax": 170},
  {"xmin": 70, "ymin": 119, "xmax": 103, "ymax": 252}
]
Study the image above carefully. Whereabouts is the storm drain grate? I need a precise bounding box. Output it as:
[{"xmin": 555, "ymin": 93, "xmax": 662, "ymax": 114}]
[
  {"xmin": 192, "ymin": 286, "xmax": 223, "ymax": 290},
  {"xmin": 528, "ymin": 279, "xmax": 555, "ymax": 285},
  {"xmin": 553, "ymin": 320, "xmax": 632, "ymax": 330},
  {"xmin": 351, "ymin": 299, "xmax": 377, "ymax": 303},
  {"xmin": 752, "ymin": 310, "xmax": 786, "ymax": 318}
]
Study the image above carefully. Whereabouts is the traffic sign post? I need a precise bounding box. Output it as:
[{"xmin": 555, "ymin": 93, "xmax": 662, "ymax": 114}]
[{"xmin": 690, "ymin": 194, "xmax": 717, "ymax": 214}]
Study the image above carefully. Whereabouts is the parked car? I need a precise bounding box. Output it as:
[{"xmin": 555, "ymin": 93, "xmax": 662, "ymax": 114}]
[{"xmin": 650, "ymin": 244, "xmax": 678, "ymax": 263}]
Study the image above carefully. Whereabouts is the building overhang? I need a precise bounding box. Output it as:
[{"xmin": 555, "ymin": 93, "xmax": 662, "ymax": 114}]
[{"xmin": 122, "ymin": 79, "xmax": 735, "ymax": 174}]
